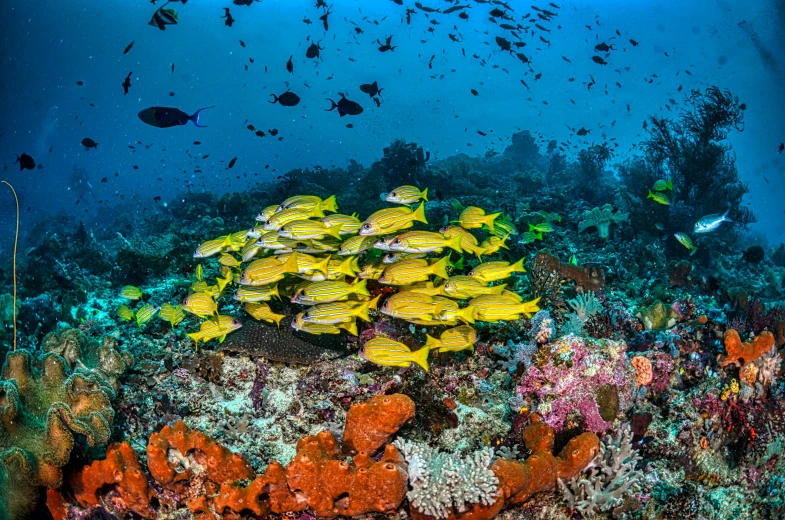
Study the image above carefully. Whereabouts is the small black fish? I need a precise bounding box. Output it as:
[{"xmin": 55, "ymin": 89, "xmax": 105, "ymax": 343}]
[
  {"xmin": 458, "ymin": 11, "xmax": 469, "ymax": 20},
  {"xmin": 286, "ymin": 55, "xmax": 294, "ymax": 73},
  {"xmin": 233, "ymin": 0, "xmax": 261, "ymax": 4},
  {"xmin": 247, "ymin": 124, "xmax": 255, "ymax": 131},
  {"xmin": 228, "ymin": 157, "xmax": 238, "ymax": 169},
  {"xmin": 576, "ymin": 127, "xmax": 590, "ymax": 136},
  {"xmin": 591, "ymin": 56, "xmax": 608, "ymax": 65},
  {"xmin": 741, "ymin": 245, "xmax": 764, "ymax": 264},
  {"xmin": 14, "ymin": 153, "xmax": 35, "ymax": 171},
  {"xmin": 319, "ymin": 8, "xmax": 332, "ymax": 31},
  {"xmin": 169, "ymin": 92, "xmax": 175, "ymax": 96},
  {"xmin": 359, "ymin": 81, "xmax": 383, "ymax": 97},
  {"xmin": 122, "ymin": 71, "xmax": 132, "ymax": 95},
  {"xmin": 739, "ymin": 103, "xmax": 747, "ymax": 110},
  {"xmin": 346, "ymin": 123, "xmax": 354, "ymax": 128},
  {"xmin": 471, "ymin": 89, "xmax": 479, "ymax": 96},
  {"xmin": 255, "ymin": 130, "xmax": 265, "ymax": 137},
  {"xmin": 269, "ymin": 90, "xmax": 301, "ymax": 106},
  {"xmin": 779, "ymin": 142, "xmax": 784, "ymax": 154},
  {"xmin": 171, "ymin": 63, "xmax": 175, "ymax": 73},
  {"xmin": 306, "ymin": 40, "xmax": 324, "ymax": 59},
  {"xmin": 325, "ymin": 94, "xmax": 363, "ymax": 117},
  {"xmin": 594, "ymin": 42, "xmax": 614, "ymax": 52},
  {"xmin": 239, "ymin": 39, "xmax": 246, "ymax": 47},
  {"xmin": 138, "ymin": 106, "xmax": 214, "ymax": 128},
  {"xmin": 123, "ymin": 41, "xmax": 135, "ymax": 54},
  {"xmin": 81, "ymin": 138, "xmax": 99, "ymax": 149},
  {"xmin": 489, "ymin": 8, "xmax": 505, "ymax": 17},
  {"xmin": 540, "ymin": 36, "xmax": 550, "ymax": 45},
  {"xmin": 415, "ymin": 2, "xmax": 440, "ymax": 13},
  {"xmin": 222, "ymin": 8, "xmax": 235, "ymax": 27},
  {"xmin": 495, "ymin": 36, "xmax": 513, "ymax": 53},
  {"xmin": 269, "ymin": 129, "xmax": 279, "ymax": 136},
  {"xmin": 629, "ymin": 38, "xmax": 639, "ymax": 46},
  {"xmin": 373, "ymin": 97, "xmax": 381, "ymax": 107},
  {"xmin": 76, "ymin": 80, "xmax": 84, "ymax": 86}
]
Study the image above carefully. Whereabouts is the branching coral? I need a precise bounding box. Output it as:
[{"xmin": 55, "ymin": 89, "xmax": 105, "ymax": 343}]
[
  {"xmin": 568, "ymin": 291, "xmax": 602, "ymax": 322},
  {"xmin": 559, "ymin": 423, "xmax": 642, "ymax": 515},
  {"xmin": 394, "ymin": 439, "xmax": 499, "ymax": 519},
  {"xmin": 579, "ymin": 204, "xmax": 628, "ymax": 240}
]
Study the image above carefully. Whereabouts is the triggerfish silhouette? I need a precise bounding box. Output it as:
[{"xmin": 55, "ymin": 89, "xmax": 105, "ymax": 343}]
[{"xmin": 138, "ymin": 106, "xmax": 215, "ymax": 128}]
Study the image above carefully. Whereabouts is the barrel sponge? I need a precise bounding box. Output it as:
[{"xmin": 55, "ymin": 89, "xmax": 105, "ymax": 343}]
[{"xmin": 0, "ymin": 349, "xmax": 115, "ymax": 490}]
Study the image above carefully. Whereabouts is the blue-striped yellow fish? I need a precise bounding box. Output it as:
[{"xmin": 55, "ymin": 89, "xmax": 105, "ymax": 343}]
[
  {"xmin": 120, "ymin": 285, "xmax": 143, "ymax": 300},
  {"xmin": 468, "ymin": 295, "xmax": 541, "ymax": 321},
  {"xmin": 361, "ymin": 337, "xmax": 430, "ymax": 371},
  {"xmin": 182, "ymin": 292, "xmax": 218, "ymax": 318},
  {"xmin": 386, "ymin": 185, "xmax": 429, "ymax": 205},
  {"xmin": 378, "ymin": 256, "xmax": 450, "ymax": 286},
  {"xmin": 117, "ymin": 305, "xmax": 134, "ymax": 322},
  {"xmin": 234, "ymin": 284, "xmax": 280, "ymax": 302},
  {"xmin": 291, "ymin": 278, "xmax": 370, "ymax": 305},
  {"xmin": 386, "ymin": 231, "xmax": 463, "ymax": 254},
  {"xmin": 159, "ymin": 303, "xmax": 185, "ymax": 327},
  {"xmin": 187, "ymin": 315, "xmax": 243, "ymax": 346},
  {"xmin": 239, "ymin": 253, "xmax": 300, "ymax": 286},
  {"xmin": 425, "ymin": 325, "xmax": 478, "ymax": 353},
  {"xmin": 468, "ymin": 258, "xmax": 526, "ymax": 283},
  {"xmin": 244, "ymin": 302, "xmax": 285, "ymax": 327},
  {"xmin": 458, "ymin": 206, "xmax": 501, "ymax": 232},
  {"xmin": 359, "ymin": 202, "xmax": 427, "ymax": 236},
  {"xmin": 135, "ymin": 304, "xmax": 159, "ymax": 328}
]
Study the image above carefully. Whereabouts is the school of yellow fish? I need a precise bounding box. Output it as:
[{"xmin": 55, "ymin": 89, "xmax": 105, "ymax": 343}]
[{"xmin": 117, "ymin": 187, "xmax": 543, "ymax": 370}]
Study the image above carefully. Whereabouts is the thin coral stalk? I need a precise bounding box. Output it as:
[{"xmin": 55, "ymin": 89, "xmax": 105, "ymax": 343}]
[{"xmin": 2, "ymin": 180, "xmax": 19, "ymax": 350}]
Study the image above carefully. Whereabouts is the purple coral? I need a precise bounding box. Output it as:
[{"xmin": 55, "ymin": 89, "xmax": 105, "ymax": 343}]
[{"xmin": 515, "ymin": 334, "xmax": 635, "ymax": 432}]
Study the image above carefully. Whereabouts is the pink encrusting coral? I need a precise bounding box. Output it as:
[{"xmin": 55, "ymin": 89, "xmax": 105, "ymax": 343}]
[{"xmin": 515, "ymin": 334, "xmax": 636, "ymax": 432}]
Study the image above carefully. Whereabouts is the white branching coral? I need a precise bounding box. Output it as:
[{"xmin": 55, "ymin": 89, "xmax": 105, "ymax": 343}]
[
  {"xmin": 393, "ymin": 439, "xmax": 500, "ymax": 519},
  {"xmin": 559, "ymin": 423, "xmax": 642, "ymax": 515},
  {"xmin": 567, "ymin": 291, "xmax": 602, "ymax": 323}
]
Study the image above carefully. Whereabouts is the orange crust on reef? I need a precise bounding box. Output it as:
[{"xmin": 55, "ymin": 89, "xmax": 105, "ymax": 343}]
[
  {"xmin": 720, "ymin": 329, "xmax": 775, "ymax": 368},
  {"xmin": 69, "ymin": 442, "xmax": 154, "ymax": 518},
  {"xmin": 343, "ymin": 393, "xmax": 416, "ymax": 455}
]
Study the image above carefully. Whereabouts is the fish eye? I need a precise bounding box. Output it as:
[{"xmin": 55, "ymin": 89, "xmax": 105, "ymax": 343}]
[
  {"xmin": 391, "ymin": 192, "xmax": 396, "ymax": 197},
  {"xmin": 392, "ymin": 238, "xmax": 401, "ymax": 245}
]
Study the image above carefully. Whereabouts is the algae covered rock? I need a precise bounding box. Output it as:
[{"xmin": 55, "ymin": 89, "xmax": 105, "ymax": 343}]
[
  {"xmin": 578, "ymin": 204, "xmax": 628, "ymax": 239},
  {"xmin": 0, "ymin": 349, "xmax": 116, "ymax": 519}
]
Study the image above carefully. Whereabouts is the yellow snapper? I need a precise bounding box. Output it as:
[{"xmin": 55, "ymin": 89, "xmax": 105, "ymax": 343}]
[
  {"xmin": 359, "ymin": 202, "xmax": 427, "ymax": 236},
  {"xmin": 378, "ymin": 256, "xmax": 450, "ymax": 285},
  {"xmin": 528, "ymin": 222, "xmax": 554, "ymax": 233},
  {"xmin": 182, "ymin": 292, "xmax": 218, "ymax": 318},
  {"xmin": 241, "ymin": 242, "xmax": 262, "ymax": 262},
  {"xmin": 357, "ymin": 259, "xmax": 387, "ymax": 280},
  {"xmin": 277, "ymin": 252, "xmax": 330, "ymax": 275},
  {"xmin": 135, "ymin": 304, "xmax": 159, "ymax": 328},
  {"xmin": 425, "ymin": 325, "xmax": 478, "ymax": 353},
  {"xmin": 303, "ymin": 295, "xmax": 380, "ymax": 325},
  {"xmin": 117, "ymin": 305, "xmax": 134, "ymax": 322},
  {"xmin": 321, "ymin": 213, "xmax": 361, "ymax": 235},
  {"xmin": 194, "ymin": 237, "xmax": 229, "ymax": 258},
  {"xmin": 386, "ymin": 185, "xmax": 429, "ymax": 205},
  {"xmin": 279, "ymin": 219, "xmax": 343, "ymax": 240},
  {"xmin": 443, "ymin": 276, "xmax": 506, "ymax": 299},
  {"xmin": 244, "ymin": 302, "xmax": 285, "ymax": 327},
  {"xmin": 653, "ymin": 179, "xmax": 673, "ymax": 191},
  {"xmin": 255, "ymin": 205, "xmax": 280, "ymax": 223},
  {"xmin": 195, "ymin": 264, "xmax": 204, "ymax": 281},
  {"xmin": 292, "ymin": 312, "xmax": 357, "ymax": 335},
  {"xmin": 239, "ymin": 253, "xmax": 300, "ymax": 286},
  {"xmin": 298, "ymin": 256, "xmax": 359, "ymax": 281},
  {"xmin": 361, "ymin": 337, "xmax": 430, "ymax": 371},
  {"xmin": 120, "ymin": 285, "xmax": 143, "ymax": 300},
  {"xmin": 468, "ymin": 258, "xmax": 526, "ymax": 283},
  {"xmin": 338, "ymin": 235, "xmax": 377, "ymax": 255},
  {"xmin": 647, "ymin": 190, "xmax": 670, "ymax": 205},
  {"xmin": 256, "ymin": 232, "xmax": 300, "ymax": 251},
  {"xmin": 264, "ymin": 207, "xmax": 324, "ymax": 231},
  {"xmin": 458, "ymin": 206, "xmax": 501, "ymax": 233},
  {"xmin": 234, "ymin": 284, "xmax": 280, "ymax": 302},
  {"xmin": 469, "ymin": 295, "xmax": 541, "ymax": 321},
  {"xmin": 159, "ymin": 303, "xmax": 185, "ymax": 327},
  {"xmin": 387, "ymin": 230, "xmax": 463, "ymax": 254},
  {"xmin": 277, "ymin": 194, "xmax": 338, "ymax": 214},
  {"xmin": 292, "ymin": 237, "xmax": 341, "ymax": 254},
  {"xmin": 399, "ymin": 281, "xmax": 449, "ymax": 297},
  {"xmin": 479, "ymin": 234, "xmax": 509, "ymax": 255},
  {"xmin": 187, "ymin": 315, "xmax": 243, "ymax": 346},
  {"xmin": 291, "ymin": 278, "xmax": 370, "ymax": 305},
  {"xmin": 219, "ymin": 253, "xmax": 242, "ymax": 267},
  {"xmin": 382, "ymin": 252, "xmax": 427, "ymax": 264},
  {"xmin": 674, "ymin": 232, "xmax": 698, "ymax": 255},
  {"xmin": 441, "ymin": 225, "xmax": 485, "ymax": 259},
  {"xmin": 432, "ymin": 296, "xmax": 476, "ymax": 324},
  {"xmin": 380, "ymin": 292, "xmax": 445, "ymax": 321}
]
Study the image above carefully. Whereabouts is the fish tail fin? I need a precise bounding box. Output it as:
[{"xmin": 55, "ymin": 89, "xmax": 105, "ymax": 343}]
[
  {"xmin": 460, "ymin": 305, "xmax": 476, "ymax": 324},
  {"xmin": 338, "ymin": 256, "xmax": 356, "ymax": 277},
  {"xmin": 269, "ymin": 94, "xmax": 279, "ymax": 104},
  {"xmin": 186, "ymin": 332, "xmax": 201, "ymax": 346},
  {"xmin": 411, "ymin": 346, "xmax": 430, "ymax": 371},
  {"xmin": 500, "ymin": 235, "xmax": 510, "ymax": 250},
  {"xmin": 283, "ymin": 252, "xmax": 300, "ymax": 273},
  {"xmin": 723, "ymin": 207, "xmax": 734, "ymax": 222},
  {"xmin": 510, "ymin": 257, "xmax": 527, "ymax": 273},
  {"xmin": 272, "ymin": 313, "xmax": 285, "ymax": 328},
  {"xmin": 449, "ymin": 234, "xmax": 463, "ymax": 253},
  {"xmin": 190, "ymin": 106, "xmax": 215, "ymax": 127},
  {"xmin": 666, "ymin": 179, "xmax": 673, "ymax": 190},
  {"xmin": 340, "ymin": 319, "xmax": 358, "ymax": 336},
  {"xmin": 425, "ymin": 334, "xmax": 441, "ymax": 350},
  {"xmin": 315, "ymin": 255, "xmax": 331, "ymax": 275},
  {"xmin": 421, "ymin": 187, "xmax": 429, "ymax": 201},
  {"xmin": 535, "ymin": 231, "xmax": 543, "ymax": 241},
  {"xmin": 450, "ymin": 255, "xmax": 464, "ymax": 271},
  {"xmin": 412, "ymin": 201, "xmax": 428, "ymax": 224},
  {"xmin": 324, "ymin": 223, "xmax": 343, "ymax": 239},
  {"xmin": 474, "ymin": 246, "xmax": 486, "ymax": 260},
  {"xmin": 353, "ymin": 278, "xmax": 370, "ymax": 298},
  {"xmin": 321, "ymin": 194, "xmax": 339, "ymax": 213},
  {"xmin": 524, "ymin": 297, "xmax": 542, "ymax": 317},
  {"xmin": 367, "ymin": 294, "xmax": 381, "ymax": 311},
  {"xmin": 431, "ymin": 256, "xmax": 451, "ymax": 279},
  {"xmin": 325, "ymin": 98, "xmax": 338, "ymax": 111},
  {"xmin": 486, "ymin": 212, "xmax": 502, "ymax": 232},
  {"xmin": 350, "ymin": 256, "xmax": 361, "ymax": 273},
  {"xmin": 355, "ymin": 300, "xmax": 372, "ymax": 322},
  {"xmin": 690, "ymin": 246, "xmax": 698, "ymax": 256},
  {"xmin": 528, "ymin": 223, "xmax": 536, "ymax": 232},
  {"xmin": 492, "ymin": 283, "xmax": 507, "ymax": 295},
  {"xmin": 647, "ymin": 189, "xmax": 654, "ymax": 199}
]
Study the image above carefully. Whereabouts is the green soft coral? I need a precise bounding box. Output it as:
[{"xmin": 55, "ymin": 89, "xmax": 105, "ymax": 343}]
[{"xmin": 0, "ymin": 349, "xmax": 116, "ymax": 519}]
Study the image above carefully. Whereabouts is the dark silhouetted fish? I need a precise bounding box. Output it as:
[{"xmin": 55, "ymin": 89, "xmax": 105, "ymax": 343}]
[
  {"xmin": 123, "ymin": 41, "xmax": 135, "ymax": 54},
  {"xmin": 122, "ymin": 72, "xmax": 132, "ymax": 95},
  {"xmin": 269, "ymin": 90, "xmax": 301, "ymax": 106},
  {"xmin": 286, "ymin": 55, "xmax": 294, "ymax": 73},
  {"xmin": 14, "ymin": 153, "xmax": 35, "ymax": 171},
  {"xmin": 138, "ymin": 106, "xmax": 215, "ymax": 128},
  {"xmin": 360, "ymin": 81, "xmax": 383, "ymax": 97},
  {"xmin": 319, "ymin": 8, "xmax": 332, "ymax": 30},
  {"xmin": 81, "ymin": 138, "xmax": 98, "ymax": 149},
  {"xmin": 325, "ymin": 95, "xmax": 363, "ymax": 117},
  {"xmin": 591, "ymin": 56, "xmax": 608, "ymax": 65},
  {"xmin": 222, "ymin": 8, "xmax": 235, "ymax": 26},
  {"xmin": 148, "ymin": 6, "xmax": 178, "ymax": 30},
  {"xmin": 306, "ymin": 41, "xmax": 324, "ymax": 59},
  {"xmin": 594, "ymin": 42, "xmax": 615, "ymax": 52},
  {"xmin": 233, "ymin": 0, "xmax": 261, "ymax": 4}
]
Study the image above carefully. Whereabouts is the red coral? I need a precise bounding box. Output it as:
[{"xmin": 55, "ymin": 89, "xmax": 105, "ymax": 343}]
[
  {"xmin": 533, "ymin": 251, "xmax": 605, "ymax": 292},
  {"xmin": 720, "ymin": 329, "xmax": 775, "ymax": 368},
  {"xmin": 343, "ymin": 393, "xmax": 415, "ymax": 455},
  {"xmin": 69, "ymin": 442, "xmax": 154, "ymax": 518}
]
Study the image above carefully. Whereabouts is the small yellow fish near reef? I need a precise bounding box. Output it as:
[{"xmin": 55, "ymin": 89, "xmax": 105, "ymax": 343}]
[
  {"xmin": 647, "ymin": 190, "xmax": 670, "ymax": 205},
  {"xmin": 361, "ymin": 337, "xmax": 430, "ymax": 371}
]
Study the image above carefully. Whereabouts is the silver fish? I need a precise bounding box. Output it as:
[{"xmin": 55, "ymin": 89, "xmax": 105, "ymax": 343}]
[{"xmin": 694, "ymin": 209, "xmax": 732, "ymax": 234}]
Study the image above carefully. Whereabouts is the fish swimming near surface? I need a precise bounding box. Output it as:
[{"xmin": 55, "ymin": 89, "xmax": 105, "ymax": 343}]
[
  {"xmin": 138, "ymin": 106, "xmax": 215, "ymax": 128},
  {"xmin": 14, "ymin": 153, "xmax": 36, "ymax": 171},
  {"xmin": 148, "ymin": 6, "xmax": 179, "ymax": 30},
  {"xmin": 694, "ymin": 208, "xmax": 732, "ymax": 233},
  {"xmin": 326, "ymin": 95, "xmax": 363, "ymax": 116},
  {"xmin": 270, "ymin": 90, "xmax": 301, "ymax": 106}
]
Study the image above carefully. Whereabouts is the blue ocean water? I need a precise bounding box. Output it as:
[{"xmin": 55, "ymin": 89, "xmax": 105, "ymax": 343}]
[{"xmin": 0, "ymin": 0, "xmax": 784, "ymax": 240}]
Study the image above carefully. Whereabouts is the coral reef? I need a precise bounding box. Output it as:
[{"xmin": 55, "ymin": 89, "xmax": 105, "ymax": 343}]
[
  {"xmin": 720, "ymin": 329, "xmax": 776, "ymax": 368},
  {"xmin": 41, "ymin": 328, "xmax": 133, "ymax": 389},
  {"xmin": 343, "ymin": 393, "xmax": 416, "ymax": 455},
  {"xmin": 578, "ymin": 204, "xmax": 628, "ymax": 240},
  {"xmin": 636, "ymin": 300, "xmax": 679, "ymax": 330}
]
